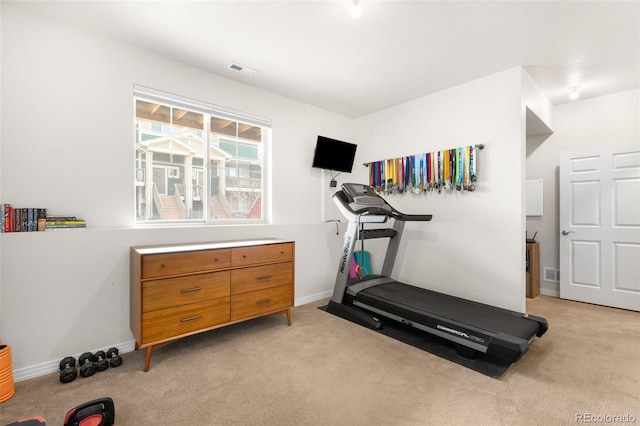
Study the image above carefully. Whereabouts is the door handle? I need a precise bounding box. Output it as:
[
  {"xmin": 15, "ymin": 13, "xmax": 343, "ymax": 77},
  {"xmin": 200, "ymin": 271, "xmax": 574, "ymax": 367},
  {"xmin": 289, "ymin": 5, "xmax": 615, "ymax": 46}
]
[{"xmin": 562, "ymin": 230, "xmax": 574, "ymax": 235}]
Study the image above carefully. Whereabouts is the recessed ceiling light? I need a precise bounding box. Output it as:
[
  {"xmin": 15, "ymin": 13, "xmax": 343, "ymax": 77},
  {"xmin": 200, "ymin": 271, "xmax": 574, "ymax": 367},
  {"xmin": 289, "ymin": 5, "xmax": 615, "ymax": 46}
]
[
  {"xmin": 351, "ymin": 0, "xmax": 361, "ymax": 18},
  {"xmin": 569, "ymin": 86, "xmax": 580, "ymax": 100}
]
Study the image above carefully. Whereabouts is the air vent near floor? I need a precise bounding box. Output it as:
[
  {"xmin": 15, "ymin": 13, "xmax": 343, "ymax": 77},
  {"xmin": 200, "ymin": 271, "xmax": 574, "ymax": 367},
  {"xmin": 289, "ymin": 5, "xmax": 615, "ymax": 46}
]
[{"xmin": 544, "ymin": 267, "xmax": 560, "ymax": 282}]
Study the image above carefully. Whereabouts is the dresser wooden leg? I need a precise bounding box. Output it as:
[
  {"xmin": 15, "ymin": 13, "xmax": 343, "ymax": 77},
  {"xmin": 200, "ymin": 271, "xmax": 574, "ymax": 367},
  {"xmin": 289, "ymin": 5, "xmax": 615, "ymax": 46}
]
[
  {"xmin": 144, "ymin": 346, "xmax": 153, "ymax": 372},
  {"xmin": 285, "ymin": 308, "xmax": 292, "ymax": 326}
]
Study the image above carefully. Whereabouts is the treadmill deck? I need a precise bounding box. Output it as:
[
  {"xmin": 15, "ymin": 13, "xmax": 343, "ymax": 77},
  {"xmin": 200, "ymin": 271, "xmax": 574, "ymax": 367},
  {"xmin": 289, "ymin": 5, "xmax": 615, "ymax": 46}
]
[{"xmin": 353, "ymin": 280, "xmax": 540, "ymax": 340}]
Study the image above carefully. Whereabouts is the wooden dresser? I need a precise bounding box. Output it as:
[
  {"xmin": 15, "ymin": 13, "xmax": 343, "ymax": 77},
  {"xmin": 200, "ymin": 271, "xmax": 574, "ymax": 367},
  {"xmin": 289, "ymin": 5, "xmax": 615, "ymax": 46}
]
[{"xmin": 130, "ymin": 239, "xmax": 294, "ymax": 371}]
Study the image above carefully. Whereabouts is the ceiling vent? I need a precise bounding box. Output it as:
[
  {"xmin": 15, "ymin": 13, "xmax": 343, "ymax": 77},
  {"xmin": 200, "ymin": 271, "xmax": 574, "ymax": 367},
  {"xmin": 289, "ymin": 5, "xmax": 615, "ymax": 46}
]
[{"xmin": 228, "ymin": 62, "xmax": 257, "ymax": 77}]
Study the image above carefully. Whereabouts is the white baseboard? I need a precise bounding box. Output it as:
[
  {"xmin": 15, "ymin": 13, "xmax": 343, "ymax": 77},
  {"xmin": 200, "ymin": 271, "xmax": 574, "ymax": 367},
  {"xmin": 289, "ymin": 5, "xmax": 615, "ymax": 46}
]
[
  {"xmin": 13, "ymin": 341, "xmax": 136, "ymax": 383},
  {"xmin": 540, "ymin": 288, "xmax": 560, "ymax": 297},
  {"xmin": 295, "ymin": 290, "xmax": 332, "ymax": 306}
]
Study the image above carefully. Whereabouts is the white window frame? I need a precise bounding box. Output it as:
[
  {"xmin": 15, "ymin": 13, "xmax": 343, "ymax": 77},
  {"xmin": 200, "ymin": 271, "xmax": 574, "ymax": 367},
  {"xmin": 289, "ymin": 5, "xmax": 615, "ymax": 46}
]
[{"xmin": 134, "ymin": 85, "xmax": 271, "ymax": 225}]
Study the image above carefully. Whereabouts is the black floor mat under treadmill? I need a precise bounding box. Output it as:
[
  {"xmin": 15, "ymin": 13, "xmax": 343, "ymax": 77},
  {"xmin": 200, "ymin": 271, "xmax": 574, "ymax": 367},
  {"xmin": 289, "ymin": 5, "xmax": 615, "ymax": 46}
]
[{"xmin": 318, "ymin": 304, "xmax": 512, "ymax": 378}]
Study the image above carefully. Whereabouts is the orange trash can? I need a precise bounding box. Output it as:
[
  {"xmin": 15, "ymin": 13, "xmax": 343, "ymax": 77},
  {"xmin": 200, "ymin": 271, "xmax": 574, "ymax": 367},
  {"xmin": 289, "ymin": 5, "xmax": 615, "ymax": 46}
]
[{"xmin": 0, "ymin": 343, "xmax": 15, "ymax": 403}]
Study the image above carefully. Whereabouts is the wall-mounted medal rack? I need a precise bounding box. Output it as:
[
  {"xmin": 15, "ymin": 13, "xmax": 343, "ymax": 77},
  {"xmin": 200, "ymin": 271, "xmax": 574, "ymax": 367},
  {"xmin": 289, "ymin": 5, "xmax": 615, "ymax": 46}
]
[{"xmin": 364, "ymin": 144, "xmax": 484, "ymax": 195}]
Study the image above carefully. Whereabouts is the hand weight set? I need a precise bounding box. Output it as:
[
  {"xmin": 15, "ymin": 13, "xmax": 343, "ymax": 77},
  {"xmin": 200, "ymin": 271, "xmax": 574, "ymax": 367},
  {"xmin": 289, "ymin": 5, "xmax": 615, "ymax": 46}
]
[{"xmin": 58, "ymin": 347, "xmax": 122, "ymax": 384}]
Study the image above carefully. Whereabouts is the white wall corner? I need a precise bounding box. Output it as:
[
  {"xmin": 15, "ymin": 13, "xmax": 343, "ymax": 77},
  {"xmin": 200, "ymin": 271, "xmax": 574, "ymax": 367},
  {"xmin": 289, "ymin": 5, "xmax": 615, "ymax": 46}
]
[{"xmin": 521, "ymin": 68, "xmax": 554, "ymax": 134}]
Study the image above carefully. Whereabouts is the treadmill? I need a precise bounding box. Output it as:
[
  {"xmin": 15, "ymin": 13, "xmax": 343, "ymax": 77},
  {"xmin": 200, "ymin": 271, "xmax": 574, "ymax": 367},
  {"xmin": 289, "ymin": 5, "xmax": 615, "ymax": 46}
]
[{"xmin": 326, "ymin": 183, "xmax": 548, "ymax": 364}]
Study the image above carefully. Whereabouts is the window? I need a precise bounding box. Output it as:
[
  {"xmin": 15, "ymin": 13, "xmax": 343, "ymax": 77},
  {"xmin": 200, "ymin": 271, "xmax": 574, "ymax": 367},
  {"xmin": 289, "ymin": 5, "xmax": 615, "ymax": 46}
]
[{"xmin": 134, "ymin": 86, "xmax": 271, "ymax": 223}]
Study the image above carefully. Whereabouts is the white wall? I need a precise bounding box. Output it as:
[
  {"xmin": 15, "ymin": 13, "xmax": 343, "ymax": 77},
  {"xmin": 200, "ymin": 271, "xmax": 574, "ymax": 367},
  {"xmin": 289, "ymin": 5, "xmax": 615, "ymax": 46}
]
[
  {"xmin": 0, "ymin": 5, "xmax": 354, "ymax": 376},
  {"xmin": 1, "ymin": 5, "xmax": 356, "ymax": 229},
  {"xmin": 354, "ymin": 68, "xmax": 527, "ymax": 313},
  {"xmin": 526, "ymin": 88, "xmax": 640, "ymax": 295}
]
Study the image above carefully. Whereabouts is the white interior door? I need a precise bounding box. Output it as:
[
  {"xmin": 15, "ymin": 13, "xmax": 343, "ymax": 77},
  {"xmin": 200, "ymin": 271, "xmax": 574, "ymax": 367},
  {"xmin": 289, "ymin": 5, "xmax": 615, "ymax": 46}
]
[{"xmin": 560, "ymin": 145, "xmax": 640, "ymax": 311}]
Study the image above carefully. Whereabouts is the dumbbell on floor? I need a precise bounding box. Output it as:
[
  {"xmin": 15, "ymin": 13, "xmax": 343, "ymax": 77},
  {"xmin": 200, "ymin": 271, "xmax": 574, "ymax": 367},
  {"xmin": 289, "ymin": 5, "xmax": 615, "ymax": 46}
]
[
  {"xmin": 59, "ymin": 356, "xmax": 77, "ymax": 384},
  {"xmin": 78, "ymin": 352, "xmax": 97, "ymax": 378},
  {"xmin": 106, "ymin": 347, "xmax": 122, "ymax": 368},
  {"xmin": 94, "ymin": 350, "xmax": 109, "ymax": 372}
]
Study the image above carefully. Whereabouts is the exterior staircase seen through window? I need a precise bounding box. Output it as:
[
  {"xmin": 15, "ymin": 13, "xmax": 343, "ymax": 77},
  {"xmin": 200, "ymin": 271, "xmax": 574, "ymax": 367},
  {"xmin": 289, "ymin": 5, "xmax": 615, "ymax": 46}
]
[
  {"xmin": 210, "ymin": 195, "xmax": 230, "ymax": 219},
  {"xmin": 157, "ymin": 194, "xmax": 231, "ymax": 220},
  {"xmin": 159, "ymin": 195, "xmax": 182, "ymax": 220}
]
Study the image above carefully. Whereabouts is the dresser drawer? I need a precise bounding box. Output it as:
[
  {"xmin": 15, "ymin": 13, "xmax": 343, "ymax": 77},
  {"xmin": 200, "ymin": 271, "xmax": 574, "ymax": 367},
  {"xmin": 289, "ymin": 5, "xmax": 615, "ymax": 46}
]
[
  {"xmin": 231, "ymin": 243, "xmax": 293, "ymax": 267},
  {"xmin": 143, "ymin": 271, "xmax": 230, "ymax": 313},
  {"xmin": 142, "ymin": 297, "xmax": 230, "ymax": 343},
  {"xmin": 142, "ymin": 249, "xmax": 231, "ymax": 278},
  {"xmin": 230, "ymin": 262, "xmax": 293, "ymax": 295},
  {"xmin": 231, "ymin": 284, "xmax": 293, "ymax": 321}
]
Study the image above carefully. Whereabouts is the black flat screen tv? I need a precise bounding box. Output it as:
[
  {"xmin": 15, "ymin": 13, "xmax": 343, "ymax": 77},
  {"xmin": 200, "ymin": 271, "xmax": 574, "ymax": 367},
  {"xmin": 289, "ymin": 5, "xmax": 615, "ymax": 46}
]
[{"xmin": 312, "ymin": 135, "xmax": 357, "ymax": 173}]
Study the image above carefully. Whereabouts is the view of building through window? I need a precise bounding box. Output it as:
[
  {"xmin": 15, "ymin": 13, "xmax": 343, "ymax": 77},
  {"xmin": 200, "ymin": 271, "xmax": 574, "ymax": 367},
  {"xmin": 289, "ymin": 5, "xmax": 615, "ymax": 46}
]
[{"xmin": 134, "ymin": 94, "xmax": 268, "ymax": 223}]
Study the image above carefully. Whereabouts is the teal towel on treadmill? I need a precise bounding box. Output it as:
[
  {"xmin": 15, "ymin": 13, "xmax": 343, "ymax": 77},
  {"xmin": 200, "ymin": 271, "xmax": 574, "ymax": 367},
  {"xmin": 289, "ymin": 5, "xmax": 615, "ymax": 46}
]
[{"xmin": 353, "ymin": 251, "xmax": 371, "ymax": 277}]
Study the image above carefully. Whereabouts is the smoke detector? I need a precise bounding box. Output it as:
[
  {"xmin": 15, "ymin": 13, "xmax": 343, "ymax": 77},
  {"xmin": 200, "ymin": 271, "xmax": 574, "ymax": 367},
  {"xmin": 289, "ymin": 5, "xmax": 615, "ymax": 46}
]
[{"xmin": 228, "ymin": 62, "xmax": 258, "ymax": 77}]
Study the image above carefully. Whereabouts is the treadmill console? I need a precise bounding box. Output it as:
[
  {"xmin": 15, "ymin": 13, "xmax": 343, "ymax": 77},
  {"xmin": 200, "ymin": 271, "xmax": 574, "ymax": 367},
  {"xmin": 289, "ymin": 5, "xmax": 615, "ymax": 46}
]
[
  {"xmin": 336, "ymin": 183, "xmax": 431, "ymax": 221},
  {"xmin": 341, "ymin": 183, "xmax": 385, "ymax": 206}
]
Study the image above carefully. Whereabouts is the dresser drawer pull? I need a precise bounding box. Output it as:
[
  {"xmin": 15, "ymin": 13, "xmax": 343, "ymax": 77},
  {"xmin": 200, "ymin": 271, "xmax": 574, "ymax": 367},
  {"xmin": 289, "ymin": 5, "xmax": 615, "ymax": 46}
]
[
  {"xmin": 257, "ymin": 299, "xmax": 272, "ymax": 305},
  {"xmin": 180, "ymin": 287, "xmax": 202, "ymax": 293},
  {"xmin": 256, "ymin": 275, "xmax": 272, "ymax": 281},
  {"xmin": 180, "ymin": 315, "xmax": 202, "ymax": 322}
]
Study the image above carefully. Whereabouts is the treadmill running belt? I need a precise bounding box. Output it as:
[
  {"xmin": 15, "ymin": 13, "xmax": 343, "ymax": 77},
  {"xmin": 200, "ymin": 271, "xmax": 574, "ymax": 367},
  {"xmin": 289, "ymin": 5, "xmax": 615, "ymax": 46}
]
[{"xmin": 356, "ymin": 281, "xmax": 540, "ymax": 340}]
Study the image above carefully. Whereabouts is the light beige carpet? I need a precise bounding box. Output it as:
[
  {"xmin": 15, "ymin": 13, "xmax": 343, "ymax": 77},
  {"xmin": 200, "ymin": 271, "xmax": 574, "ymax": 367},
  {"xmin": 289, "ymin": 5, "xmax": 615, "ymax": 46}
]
[{"xmin": 1, "ymin": 295, "xmax": 638, "ymax": 425}]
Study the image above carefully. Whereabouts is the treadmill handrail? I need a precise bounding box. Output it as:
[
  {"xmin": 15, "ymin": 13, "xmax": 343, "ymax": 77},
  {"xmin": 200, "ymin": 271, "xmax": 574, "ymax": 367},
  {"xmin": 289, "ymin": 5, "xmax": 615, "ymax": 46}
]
[
  {"xmin": 395, "ymin": 213, "xmax": 433, "ymax": 222},
  {"xmin": 367, "ymin": 208, "xmax": 432, "ymax": 222}
]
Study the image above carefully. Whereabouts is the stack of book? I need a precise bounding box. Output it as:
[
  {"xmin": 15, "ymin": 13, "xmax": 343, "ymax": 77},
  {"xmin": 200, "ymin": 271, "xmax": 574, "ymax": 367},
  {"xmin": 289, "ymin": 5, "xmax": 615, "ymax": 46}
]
[
  {"xmin": 2, "ymin": 204, "xmax": 87, "ymax": 232},
  {"xmin": 45, "ymin": 216, "xmax": 86, "ymax": 230},
  {"xmin": 3, "ymin": 204, "xmax": 47, "ymax": 232}
]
